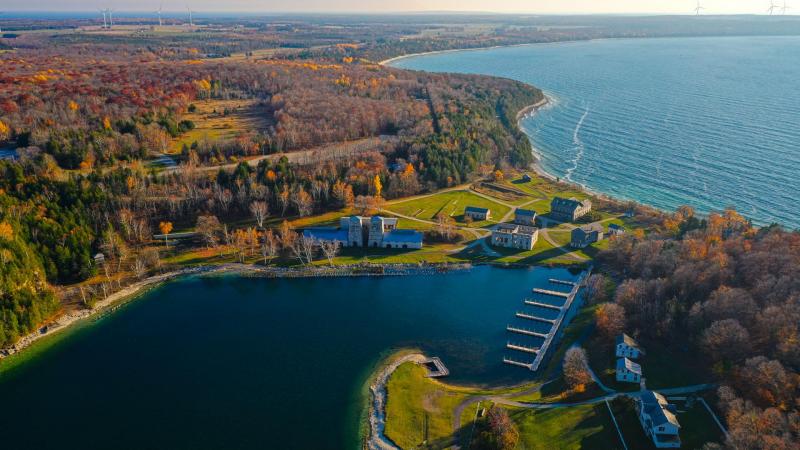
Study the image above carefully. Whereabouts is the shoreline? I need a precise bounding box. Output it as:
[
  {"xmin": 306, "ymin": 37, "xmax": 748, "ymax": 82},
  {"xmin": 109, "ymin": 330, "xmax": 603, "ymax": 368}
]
[{"xmin": 0, "ymin": 262, "xmax": 473, "ymax": 368}]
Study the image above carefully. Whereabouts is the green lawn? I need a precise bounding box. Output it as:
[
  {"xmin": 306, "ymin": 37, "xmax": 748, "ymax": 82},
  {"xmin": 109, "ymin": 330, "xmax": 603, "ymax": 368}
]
[
  {"xmin": 384, "ymin": 362, "xmax": 469, "ymax": 449},
  {"xmin": 508, "ymin": 403, "xmax": 624, "ymax": 450},
  {"xmin": 386, "ymin": 190, "xmax": 511, "ymax": 227}
]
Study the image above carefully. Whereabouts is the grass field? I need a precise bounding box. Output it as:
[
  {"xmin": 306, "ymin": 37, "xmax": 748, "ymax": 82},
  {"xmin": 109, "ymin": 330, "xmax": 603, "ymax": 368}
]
[
  {"xmin": 384, "ymin": 362, "xmax": 469, "ymax": 449},
  {"xmin": 386, "ymin": 190, "xmax": 511, "ymax": 227},
  {"xmin": 170, "ymin": 99, "xmax": 270, "ymax": 154},
  {"xmin": 508, "ymin": 403, "xmax": 624, "ymax": 450}
]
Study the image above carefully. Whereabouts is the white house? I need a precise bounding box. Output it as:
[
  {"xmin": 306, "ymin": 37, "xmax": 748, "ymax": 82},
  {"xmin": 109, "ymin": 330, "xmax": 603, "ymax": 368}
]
[
  {"xmin": 616, "ymin": 334, "xmax": 645, "ymax": 359},
  {"xmin": 304, "ymin": 216, "xmax": 422, "ymax": 249},
  {"xmin": 637, "ymin": 390, "xmax": 682, "ymax": 448},
  {"xmin": 616, "ymin": 357, "xmax": 642, "ymax": 383}
]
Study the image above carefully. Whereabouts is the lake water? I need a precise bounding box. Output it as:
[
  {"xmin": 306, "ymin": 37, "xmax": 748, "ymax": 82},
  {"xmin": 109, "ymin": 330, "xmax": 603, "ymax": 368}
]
[
  {"xmin": 391, "ymin": 36, "xmax": 800, "ymax": 228},
  {"xmin": 0, "ymin": 266, "xmax": 581, "ymax": 449}
]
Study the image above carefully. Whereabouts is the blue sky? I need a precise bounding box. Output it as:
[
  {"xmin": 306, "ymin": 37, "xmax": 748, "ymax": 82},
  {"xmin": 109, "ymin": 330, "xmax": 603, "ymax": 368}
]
[{"xmin": 0, "ymin": 0, "xmax": 794, "ymax": 14}]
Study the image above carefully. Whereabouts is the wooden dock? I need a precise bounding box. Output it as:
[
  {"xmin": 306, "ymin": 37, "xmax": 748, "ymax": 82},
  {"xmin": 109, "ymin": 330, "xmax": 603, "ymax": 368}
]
[
  {"xmin": 506, "ymin": 342, "xmax": 539, "ymax": 354},
  {"xmin": 503, "ymin": 357, "xmax": 533, "ymax": 370},
  {"xmin": 529, "ymin": 275, "xmax": 588, "ymax": 371},
  {"xmin": 532, "ymin": 288, "xmax": 570, "ymax": 298},
  {"xmin": 422, "ymin": 357, "xmax": 449, "ymax": 378},
  {"xmin": 516, "ymin": 312, "xmax": 556, "ymax": 324},
  {"xmin": 503, "ymin": 273, "xmax": 589, "ymax": 372},
  {"xmin": 507, "ymin": 325, "xmax": 549, "ymax": 339},
  {"xmin": 523, "ymin": 299, "xmax": 562, "ymax": 310}
]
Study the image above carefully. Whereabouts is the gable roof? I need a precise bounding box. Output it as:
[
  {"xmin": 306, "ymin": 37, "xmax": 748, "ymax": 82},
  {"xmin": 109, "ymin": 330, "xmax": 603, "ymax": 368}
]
[
  {"xmin": 465, "ymin": 206, "xmax": 489, "ymax": 214},
  {"xmin": 616, "ymin": 357, "xmax": 642, "ymax": 375},
  {"xmin": 639, "ymin": 390, "xmax": 681, "ymax": 428},
  {"xmin": 616, "ymin": 333, "xmax": 641, "ymax": 350},
  {"xmin": 516, "ymin": 209, "xmax": 536, "ymax": 217}
]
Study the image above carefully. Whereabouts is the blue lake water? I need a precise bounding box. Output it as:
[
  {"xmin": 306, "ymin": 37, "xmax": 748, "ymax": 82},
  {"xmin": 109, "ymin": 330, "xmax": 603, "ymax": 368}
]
[
  {"xmin": 0, "ymin": 266, "xmax": 581, "ymax": 449},
  {"xmin": 391, "ymin": 36, "xmax": 800, "ymax": 228}
]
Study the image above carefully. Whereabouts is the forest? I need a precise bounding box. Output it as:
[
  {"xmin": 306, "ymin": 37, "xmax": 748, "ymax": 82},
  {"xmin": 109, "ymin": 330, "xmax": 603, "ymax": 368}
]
[
  {"xmin": 0, "ymin": 28, "xmax": 540, "ymax": 348},
  {"xmin": 597, "ymin": 208, "xmax": 800, "ymax": 449}
]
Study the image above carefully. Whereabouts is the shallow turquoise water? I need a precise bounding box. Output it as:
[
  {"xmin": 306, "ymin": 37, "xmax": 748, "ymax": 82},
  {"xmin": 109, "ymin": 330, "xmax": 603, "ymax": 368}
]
[
  {"xmin": 392, "ymin": 36, "xmax": 800, "ymax": 227},
  {"xmin": 0, "ymin": 266, "xmax": 580, "ymax": 449}
]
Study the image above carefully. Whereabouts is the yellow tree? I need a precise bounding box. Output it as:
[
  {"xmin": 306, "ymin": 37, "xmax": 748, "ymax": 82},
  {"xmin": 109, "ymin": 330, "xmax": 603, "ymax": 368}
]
[
  {"xmin": 373, "ymin": 175, "xmax": 383, "ymax": 198},
  {"xmin": 0, "ymin": 120, "xmax": 10, "ymax": 141},
  {"xmin": 159, "ymin": 221, "xmax": 173, "ymax": 246}
]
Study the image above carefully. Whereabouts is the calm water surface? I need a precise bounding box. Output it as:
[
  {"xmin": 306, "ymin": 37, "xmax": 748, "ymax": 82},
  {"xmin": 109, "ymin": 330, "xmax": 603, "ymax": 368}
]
[
  {"xmin": 0, "ymin": 266, "xmax": 579, "ymax": 449},
  {"xmin": 392, "ymin": 36, "xmax": 800, "ymax": 227}
]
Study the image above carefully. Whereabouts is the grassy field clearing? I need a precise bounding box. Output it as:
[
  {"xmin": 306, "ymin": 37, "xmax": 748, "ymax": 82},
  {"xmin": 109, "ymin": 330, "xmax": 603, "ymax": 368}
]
[
  {"xmin": 386, "ymin": 190, "xmax": 511, "ymax": 227},
  {"xmin": 170, "ymin": 99, "xmax": 270, "ymax": 153}
]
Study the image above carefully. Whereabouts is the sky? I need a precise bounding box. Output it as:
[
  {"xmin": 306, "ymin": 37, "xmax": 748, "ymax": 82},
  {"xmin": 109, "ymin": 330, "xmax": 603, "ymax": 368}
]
[{"xmin": 0, "ymin": 0, "xmax": 794, "ymax": 14}]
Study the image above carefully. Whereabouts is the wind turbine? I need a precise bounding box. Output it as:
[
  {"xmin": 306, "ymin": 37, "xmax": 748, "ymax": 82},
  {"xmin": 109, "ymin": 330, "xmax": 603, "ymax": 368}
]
[
  {"xmin": 99, "ymin": 9, "xmax": 108, "ymax": 28},
  {"xmin": 155, "ymin": 2, "xmax": 163, "ymax": 26},
  {"xmin": 107, "ymin": 8, "xmax": 114, "ymax": 28},
  {"xmin": 694, "ymin": 0, "xmax": 705, "ymax": 15},
  {"xmin": 0, "ymin": 12, "xmax": 4, "ymax": 34},
  {"xmin": 186, "ymin": 5, "xmax": 194, "ymax": 27},
  {"xmin": 768, "ymin": 0, "xmax": 780, "ymax": 14},
  {"xmin": 781, "ymin": 0, "xmax": 792, "ymax": 14}
]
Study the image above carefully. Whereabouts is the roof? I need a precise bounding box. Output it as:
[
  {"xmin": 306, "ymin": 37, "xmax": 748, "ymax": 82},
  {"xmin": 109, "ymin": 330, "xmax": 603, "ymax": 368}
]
[
  {"xmin": 616, "ymin": 333, "xmax": 641, "ymax": 350},
  {"xmin": 617, "ymin": 357, "xmax": 642, "ymax": 375},
  {"xmin": 516, "ymin": 209, "xmax": 537, "ymax": 217},
  {"xmin": 383, "ymin": 229, "xmax": 423, "ymax": 244},
  {"xmin": 465, "ymin": 206, "xmax": 490, "ymax": 214},
  {"xmin": 551, "ymin": 197, "xmax": 591, "ymax": 210},
  {"xmin": 640, "ymin": 390, "xmax": 681, "ymax": 428},
  {"xmin": 609, "ymin": 223, "xmax": 624, "ymax": 230},
  {"xmin": 496, "ymin": 223, "xmax": 519, "ymax": 232},
  {"xmin": 303, "ymin": 228, "xmax": 348, "ymax": 242}
]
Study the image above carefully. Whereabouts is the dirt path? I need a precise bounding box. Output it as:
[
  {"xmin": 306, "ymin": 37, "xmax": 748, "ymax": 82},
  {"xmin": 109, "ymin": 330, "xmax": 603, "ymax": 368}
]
[{"xmin": 366, "ymin": 353, "xmax": 428, "ymax": 450}]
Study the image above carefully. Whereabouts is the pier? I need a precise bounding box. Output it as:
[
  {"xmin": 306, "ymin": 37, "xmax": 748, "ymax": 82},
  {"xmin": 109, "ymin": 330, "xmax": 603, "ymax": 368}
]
[
  {"xmin": 506, "ymin": 342, "xmax": 539, "ymax": 354},
  {"xmin": 422, "ymin": 357, "xmax": 449, "ymax": 378},
  {"xmin": 532, "ymin": 287, "xmax": 570, "ymax": 298},
  {"xmin": 507, "ymin": 325, "xmax": 548, "ymax": 339},
  {"xmin": 515, "ymin": 312, "xmax": 556, "ymax": 324},
  {"xmin": 523, "ymin": 299, "xmax": 562, "ymax": 310},
  {"xmin": 503, "ymin": 357, "xmax": 533, "ymax": 370},
  {"xmin": 503, "ymin": 272, "xmax": 589, "ymax": 372}
]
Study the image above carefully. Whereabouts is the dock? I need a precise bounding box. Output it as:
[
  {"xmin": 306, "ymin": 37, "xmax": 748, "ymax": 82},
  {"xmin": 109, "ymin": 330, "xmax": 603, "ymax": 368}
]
[
  {"xmin": 503, "ymin": 273, "xmax": 589, "ymax": 372},
  {"xmin": 507, "ymin": 325, "xmax": 548, "ymax": 339},
  {"xmin": 503, "ymin": 357, "xmax": 533, "ymax": 370},
  {"xmin": 523, "ymin": 299, "xmax": 562, "ymax": 310},
  {"xmin": 422, "ymin": 357, "xmax": 449, "ymax": 378},
  {"xmin": 506, "ymin": 342, "xmax": 539, "ymax": 354},
  {"xmin": 516, "ymin": 312, "xmax": 556, "ymax": 324},
  {"xmin": 532, "ymin": 288, "xmax": 570, "ymax": 298}
]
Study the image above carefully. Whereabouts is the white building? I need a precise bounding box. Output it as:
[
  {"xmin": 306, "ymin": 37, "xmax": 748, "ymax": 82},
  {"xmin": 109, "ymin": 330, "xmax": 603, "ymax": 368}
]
[
  {"xmin": 616, "ymin": 334, "xmax": 645, "ymax": 359},
  {"xmin": 491, "ymin": 224, "xmax": 538, "ymax": 250},
  {"xmin": 616, "ymin": 357, "xmax": 642, "ymax": 383},
  {"xmin": 637, "ymin": 390, "xmax": 682, "ymax": 448}
]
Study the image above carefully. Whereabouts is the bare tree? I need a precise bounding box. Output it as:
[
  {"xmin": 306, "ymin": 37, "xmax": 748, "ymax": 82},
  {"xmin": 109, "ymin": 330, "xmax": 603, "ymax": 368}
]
[
  {"xmin": 319, "ymin": 240, "xmax": 341, "ymax": 265},
  {"xmin": 196, "ymin": 215, "xmax": 222, "ymax": 249},
  {"xmin": 249, "ymin": 200, "xmax": 269, "ymax": 228},
  {"xmin": 584, "ymin": 274, "xmax": 608, "ymax": 304},
  {"xmin": 131, "ymin": 257, "xmax": 148, "ymax": 279},
  {"xmin": 291, "ymin": 235, "xmax": 316, "ymax": 265},
  {"xmin": 595, "ymin": 303, "xmax": 626, "ymax": 340}
]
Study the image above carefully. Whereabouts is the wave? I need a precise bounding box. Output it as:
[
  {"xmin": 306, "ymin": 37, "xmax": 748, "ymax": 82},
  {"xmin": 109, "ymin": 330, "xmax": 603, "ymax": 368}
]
[{"xmin": 564, "ymin": 106, "xmax": 589, "ymax": 184}]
